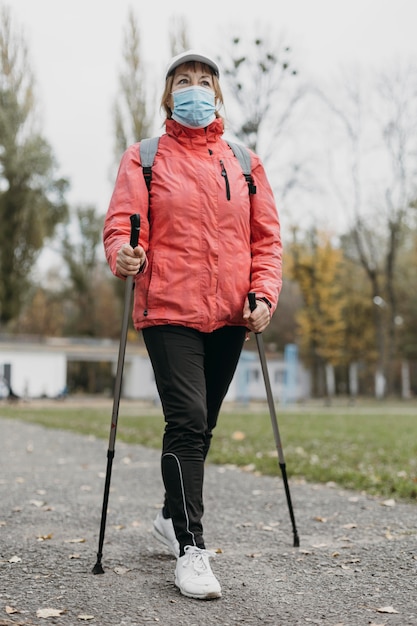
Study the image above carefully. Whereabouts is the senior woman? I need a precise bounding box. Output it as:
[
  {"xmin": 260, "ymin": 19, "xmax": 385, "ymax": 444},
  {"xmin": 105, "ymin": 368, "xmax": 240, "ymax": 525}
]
[{"xmin": 103, "ymin": 49, "xmax": 282, "ymax": 600}]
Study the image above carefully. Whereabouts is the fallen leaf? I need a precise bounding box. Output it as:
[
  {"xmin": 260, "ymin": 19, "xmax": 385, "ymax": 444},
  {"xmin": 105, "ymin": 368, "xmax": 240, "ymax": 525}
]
[
  {"xmin": 30, "ymin": 500, "xmax": 46, "ymax": 508},
  {"xmin": 114, "ymin": 566, "xmax": 130, "ymax": 575},
  {"xmin": 376, "ymin": 606, "xmax": 399, "ymax": 614},
  {"xmin": 36, "ymin": 608, "xmax": 65, "ymax": 618},
  {"xmin": 69, "ymin": 553, "xmax": 81, "ymax": 559},
  {"xmin": 381, "ymin": 499, "xmax": 396, "ymax": 507},
  {"xmin": 314, "ymin": 516, "xmax": 327, "ymax": 523},
  {"xmin": 112, "ymin": 525, "xmax": 125, "ymax": 531},
  {"xmin": 77, "ymin": 615, "xmax": 95, "ymax": 621},
  {"xmin": 231, "ymin": 430, "xmax": 246, "ymax": 441},
  {"xmin": 5, "ymin": 605, "xmax": 20, "ymax": 614},
  {"xmin": 64, "ymin": 538, "xmax": 86, "ymax": 544},
  {"xmin": 37, "ymin": 533, "xmax": 53, "ymax": 541},
  {"xmin": 8, "ymin": 555, "xmax": 22, "ymax": 563},
  {"xmin": 342, "ymin": 523, "xmax": 357, "ymax": 529}
]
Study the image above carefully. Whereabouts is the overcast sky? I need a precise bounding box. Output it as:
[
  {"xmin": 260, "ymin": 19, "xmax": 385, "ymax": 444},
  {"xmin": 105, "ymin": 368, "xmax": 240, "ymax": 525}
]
[{"xmin": 8, "ymin": 0, "xmax": 417, "ymax": 219}]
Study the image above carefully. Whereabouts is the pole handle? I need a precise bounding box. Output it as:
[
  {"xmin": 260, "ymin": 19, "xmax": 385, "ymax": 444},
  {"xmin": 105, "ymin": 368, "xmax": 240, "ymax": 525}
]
[
  {"xmin": 248, "ymin": 292, "xmax": 257, "ymax": 313},
  {"xmin": 129, "ymin": 213, "xmax": 140, "ymax": 248}
]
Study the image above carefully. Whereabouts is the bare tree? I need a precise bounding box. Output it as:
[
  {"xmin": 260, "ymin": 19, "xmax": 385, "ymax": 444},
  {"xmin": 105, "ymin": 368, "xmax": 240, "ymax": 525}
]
[
  {"xmin": 112, "ymin": 8, "xmax": 154, "ymax": 166},
  {"xmin": 216, "ymin": 29, "xmax": 315, "ymax": 230},
  {"xmin": 319, "ymin": 63, "xmax": 417, "ymax": 396},
  {"xmin": 168, "ymin": 16, "xmax": 190, "ymax": 57}
]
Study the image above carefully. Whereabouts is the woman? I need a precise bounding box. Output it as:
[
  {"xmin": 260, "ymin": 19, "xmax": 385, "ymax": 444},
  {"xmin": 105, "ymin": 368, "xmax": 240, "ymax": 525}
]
[{"xmin": 103, "ymin": 49, "xmax": 282, "ymax": 600}]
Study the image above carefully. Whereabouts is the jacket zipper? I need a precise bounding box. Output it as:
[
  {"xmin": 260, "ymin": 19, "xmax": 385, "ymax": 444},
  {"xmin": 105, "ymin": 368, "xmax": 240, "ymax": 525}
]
[{"xmin": 219, "ymin": 160, "xmax": 231, "ymax": 201}]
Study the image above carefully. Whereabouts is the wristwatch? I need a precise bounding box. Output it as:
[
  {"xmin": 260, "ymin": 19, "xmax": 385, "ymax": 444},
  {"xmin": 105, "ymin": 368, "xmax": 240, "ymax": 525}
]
[{"xmin": 256, "ymin": 297, "xmax": 272, "ymax": 309}]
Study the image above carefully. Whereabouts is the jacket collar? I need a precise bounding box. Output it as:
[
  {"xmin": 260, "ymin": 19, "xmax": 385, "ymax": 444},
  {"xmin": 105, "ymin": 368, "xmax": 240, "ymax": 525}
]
[{"xmin": 165, "ymin": 118, "xmax": 224, "ymax": 146}]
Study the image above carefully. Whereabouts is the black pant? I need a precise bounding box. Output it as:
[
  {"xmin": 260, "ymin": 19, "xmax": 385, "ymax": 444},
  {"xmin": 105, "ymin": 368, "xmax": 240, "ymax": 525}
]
[{"xmin": 143, "ymin": 325, "xmax": 246, "ymax": 555}]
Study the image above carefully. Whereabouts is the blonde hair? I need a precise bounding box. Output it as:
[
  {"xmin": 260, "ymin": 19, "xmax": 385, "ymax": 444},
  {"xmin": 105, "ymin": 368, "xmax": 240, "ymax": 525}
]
[{"xmin": 160, "ymin": 61, "xmax": 224, "ymax": 121}]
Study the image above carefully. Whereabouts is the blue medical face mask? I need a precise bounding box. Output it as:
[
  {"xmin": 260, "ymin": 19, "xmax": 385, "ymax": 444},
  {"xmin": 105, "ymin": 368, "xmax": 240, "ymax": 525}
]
[{"xmin": 172, "ymin": 86, "xmax": 216, "ymax": 129}]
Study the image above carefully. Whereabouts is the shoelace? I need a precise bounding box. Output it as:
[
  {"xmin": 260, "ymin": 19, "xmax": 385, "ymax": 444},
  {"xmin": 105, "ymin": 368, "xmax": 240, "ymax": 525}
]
[{"xmin": 183, "ymin": 547, "xmax": 216, "ymax": 574}]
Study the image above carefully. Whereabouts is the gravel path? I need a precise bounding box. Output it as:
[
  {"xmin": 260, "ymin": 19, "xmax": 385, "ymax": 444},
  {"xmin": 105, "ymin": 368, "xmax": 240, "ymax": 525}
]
[{"xmin": 0, "ymin": 416, "xmax": 416, "ymax": 626}]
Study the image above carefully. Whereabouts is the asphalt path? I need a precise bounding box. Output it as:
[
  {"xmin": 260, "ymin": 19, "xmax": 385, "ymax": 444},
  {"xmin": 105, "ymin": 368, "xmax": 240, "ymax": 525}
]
[{"xmin": 1, "ymin": 416, "xmax": 416, "ymax": 626}]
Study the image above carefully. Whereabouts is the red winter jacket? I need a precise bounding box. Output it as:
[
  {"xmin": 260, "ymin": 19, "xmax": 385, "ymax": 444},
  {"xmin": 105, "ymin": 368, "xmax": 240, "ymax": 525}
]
[{"xmin": 103, "ymin": 118, "xmax": 282, "ymax": 333}]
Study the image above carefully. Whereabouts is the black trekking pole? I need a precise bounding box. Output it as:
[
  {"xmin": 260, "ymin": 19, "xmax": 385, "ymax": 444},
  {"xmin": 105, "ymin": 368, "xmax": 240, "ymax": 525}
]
[
  {"xmin": 248, "ymin": 292, "xmax": 300, "ymax": 548},
  {"xmin": 92, "ymin": 213, "xmax": 141, "ymax": 574}
]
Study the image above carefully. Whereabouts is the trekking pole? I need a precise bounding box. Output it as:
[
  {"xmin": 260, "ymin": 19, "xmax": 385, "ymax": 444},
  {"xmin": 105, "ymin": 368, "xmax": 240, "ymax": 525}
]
[
  {"xmin": 92, "ymin": 213, "xmax": 141, "ymax": 574},
  {"xmin": 248, "ymin": 292, "xmax": 300, "ymax": 548}
]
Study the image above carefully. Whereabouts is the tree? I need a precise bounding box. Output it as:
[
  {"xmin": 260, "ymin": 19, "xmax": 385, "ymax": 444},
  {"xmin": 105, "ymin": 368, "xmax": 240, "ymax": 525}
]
[
  {"xmin": 112, "ymin": 8, "xmax": 154, "ymax": 165},
  {"xmin": 287, "ymin": 229, "xmax": 347, "ymax": 397},
  {"xmin": 0, "ymin": 5, "xmax": 68, "ymax": 326},
  {"xmin": 168, "ymin": 16, "xmax": 190, "ymax": 57},
  {"xmin": 320, "ymin": 63, "xmax": 417, "ymax": 396},
  {"xmin": 218, "ymin": 33, "xmax": 301, "ymax": 153},
  {"xmin": 60, "ymin": 205, "xmax": 115, "ymax": 337},
  {"xmin": 217, "ymin": 30, "xmax": 314, "ymax": 239}
]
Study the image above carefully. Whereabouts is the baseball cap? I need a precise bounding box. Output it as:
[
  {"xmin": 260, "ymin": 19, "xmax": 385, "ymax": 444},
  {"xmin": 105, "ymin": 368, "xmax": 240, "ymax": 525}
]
[{"xmin": 165, "ymin": 49, "xmax": 220, "ymax": 79}]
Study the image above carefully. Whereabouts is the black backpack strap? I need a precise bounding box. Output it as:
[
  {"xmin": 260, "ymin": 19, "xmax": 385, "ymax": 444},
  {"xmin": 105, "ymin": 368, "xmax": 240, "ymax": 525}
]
[
  {"xmin": 227, "ymin": 141, "xmax": 257, "ymax": 195},
  {"xmin": 138, "ymin": 136, "xmax": 160, "ymax": 191}
]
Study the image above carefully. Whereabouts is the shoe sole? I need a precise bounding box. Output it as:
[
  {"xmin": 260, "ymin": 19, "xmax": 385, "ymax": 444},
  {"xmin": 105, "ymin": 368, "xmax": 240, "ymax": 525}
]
[
  {"xmin": 175, "ymin": 579, "xmax": 222, "ymax": 600},
  {"xmin": 152, "ymin": 525, "xmax": 179, "ymax": 558}
]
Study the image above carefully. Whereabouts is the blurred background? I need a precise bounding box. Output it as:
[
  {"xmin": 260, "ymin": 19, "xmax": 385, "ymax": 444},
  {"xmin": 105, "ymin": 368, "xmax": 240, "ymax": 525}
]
[{"xmin": 1, "ymin": 0, "xmax": 416, "ymax": 401}]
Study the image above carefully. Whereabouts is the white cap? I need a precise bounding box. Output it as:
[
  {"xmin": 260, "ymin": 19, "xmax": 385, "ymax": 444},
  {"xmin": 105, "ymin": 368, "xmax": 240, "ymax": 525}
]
[{"xmin": 165, "ymin": 49, "xmax": 219, "ymax": 79}]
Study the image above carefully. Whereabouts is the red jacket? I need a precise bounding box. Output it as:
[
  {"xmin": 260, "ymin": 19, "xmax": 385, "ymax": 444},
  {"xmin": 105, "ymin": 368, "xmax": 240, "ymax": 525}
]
[{"xmin": 103, "ymin": 118, "xmax": 282, "ymax": 333}]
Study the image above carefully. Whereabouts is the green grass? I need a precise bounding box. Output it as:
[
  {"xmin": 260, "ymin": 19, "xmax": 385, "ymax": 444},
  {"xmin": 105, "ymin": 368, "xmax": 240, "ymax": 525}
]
[{"xmin": 1, "ymin": 400, "xmax": 417, "ymax": 502}]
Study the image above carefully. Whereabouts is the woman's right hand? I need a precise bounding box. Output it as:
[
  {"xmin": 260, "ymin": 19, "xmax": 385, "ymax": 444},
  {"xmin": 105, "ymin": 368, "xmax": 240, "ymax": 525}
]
[{"xmin": 116, "ymin": 243, "xmax": 147, "ymax": 276}]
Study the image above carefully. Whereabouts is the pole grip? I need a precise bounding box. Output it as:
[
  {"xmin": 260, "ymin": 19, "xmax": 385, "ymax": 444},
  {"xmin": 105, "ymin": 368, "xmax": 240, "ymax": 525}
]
[
  {"xmin": 248, "ymin": 292, "xmax": 257, "ymax": 313},
  {"xmin": 129, "ymin": 214, "xmax": 140, "ymax": 248}
]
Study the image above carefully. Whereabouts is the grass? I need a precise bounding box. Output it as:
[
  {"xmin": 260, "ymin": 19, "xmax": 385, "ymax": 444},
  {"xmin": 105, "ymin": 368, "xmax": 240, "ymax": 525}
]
[{"xmin": 1, "ymin": 398, "xmax": 417, "ymax": 503}]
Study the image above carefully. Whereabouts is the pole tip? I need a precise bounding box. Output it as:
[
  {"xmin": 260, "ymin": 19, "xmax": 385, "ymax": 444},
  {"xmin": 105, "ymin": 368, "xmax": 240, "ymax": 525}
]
[
  {"xmin": 293, "ymin": 534, "xmax": 300, "ymax": 548},
  {"xmin": 92, "ymin": 561, "xmax": 105, "ymax": 575}
]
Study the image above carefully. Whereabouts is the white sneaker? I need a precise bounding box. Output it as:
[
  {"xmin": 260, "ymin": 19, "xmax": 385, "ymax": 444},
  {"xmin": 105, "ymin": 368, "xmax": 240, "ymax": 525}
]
[
  {"xmin": 175, "ymin": 546, "xmax": 221, "ymax": 600},
  {"xmin": 152, "ymin": 511, "xmax": 180, "ymax": 558}
]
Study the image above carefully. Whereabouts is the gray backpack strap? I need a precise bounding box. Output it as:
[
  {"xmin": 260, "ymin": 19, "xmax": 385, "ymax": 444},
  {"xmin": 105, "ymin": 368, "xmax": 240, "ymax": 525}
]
[
  {"xmin": 139, "ymin": 136, "xmax": 160, "ymax": 191},
  {"xmin": 227, "ymin": 141, "xmax": 257, "ymax": 195}
]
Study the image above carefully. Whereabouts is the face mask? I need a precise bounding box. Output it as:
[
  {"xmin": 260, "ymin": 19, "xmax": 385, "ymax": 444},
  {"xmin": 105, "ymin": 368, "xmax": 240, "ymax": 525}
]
[{"xmin": 172, "ymin": 86, "xmax": 216, "ymax": 129}]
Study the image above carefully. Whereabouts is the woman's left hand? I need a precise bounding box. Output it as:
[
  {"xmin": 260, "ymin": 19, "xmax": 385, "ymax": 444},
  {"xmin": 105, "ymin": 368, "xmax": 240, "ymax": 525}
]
[{"xmin": 242, "ymin": 298, "xmax": 271, "ymax": 334}]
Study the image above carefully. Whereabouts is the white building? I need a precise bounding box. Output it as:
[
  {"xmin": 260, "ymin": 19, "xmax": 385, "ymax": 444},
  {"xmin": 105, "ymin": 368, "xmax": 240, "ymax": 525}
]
[{"xmin": 0, "ymin": 337, "xmax": 310, "ymax": 403}]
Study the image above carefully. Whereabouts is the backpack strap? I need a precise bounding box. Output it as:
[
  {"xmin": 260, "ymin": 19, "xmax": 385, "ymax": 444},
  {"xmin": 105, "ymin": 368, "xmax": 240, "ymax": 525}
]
[
  {"xmin": 139, "ymin": 136, "xmax": 256, "ymax": 197},
  {"xmin": 226, "ymin": 141, "xmax": 257, "ymax": 195},
  {"xmin": 138, "ymin": 136, "xmax": 160, "ymax": 191}
]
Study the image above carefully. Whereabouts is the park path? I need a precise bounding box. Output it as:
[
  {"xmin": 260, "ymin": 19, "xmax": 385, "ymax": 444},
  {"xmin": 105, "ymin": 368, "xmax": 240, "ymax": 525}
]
[{"xmin": 0, "ymin": 415, "xmax": 416, "ymax": 626}]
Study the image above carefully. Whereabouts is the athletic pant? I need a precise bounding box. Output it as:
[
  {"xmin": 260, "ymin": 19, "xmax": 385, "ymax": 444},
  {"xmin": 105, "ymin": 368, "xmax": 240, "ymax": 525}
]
[{"xmin": 142, "ymin": 325, "xmax": 246, "ymax": 556}]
